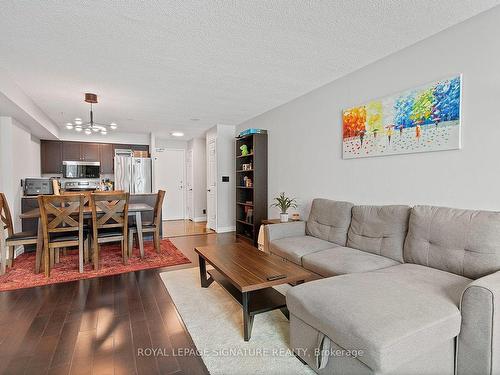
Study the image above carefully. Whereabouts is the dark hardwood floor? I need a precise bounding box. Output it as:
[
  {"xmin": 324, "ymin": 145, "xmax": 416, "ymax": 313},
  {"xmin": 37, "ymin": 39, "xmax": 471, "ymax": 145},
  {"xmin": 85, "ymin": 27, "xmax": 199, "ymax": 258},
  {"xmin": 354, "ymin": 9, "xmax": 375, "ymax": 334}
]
[{"xmin": 0, "ymin": 232, "xmax": 237, "ymax": 375}]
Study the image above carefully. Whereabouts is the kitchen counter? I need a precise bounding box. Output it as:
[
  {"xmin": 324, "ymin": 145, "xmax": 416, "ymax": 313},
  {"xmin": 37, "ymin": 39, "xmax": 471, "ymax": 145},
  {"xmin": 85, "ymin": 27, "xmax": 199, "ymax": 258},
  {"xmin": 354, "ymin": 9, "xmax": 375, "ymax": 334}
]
[{"xmin": 21, "ymin": 193, "xmax": 161, "ymax": 252}]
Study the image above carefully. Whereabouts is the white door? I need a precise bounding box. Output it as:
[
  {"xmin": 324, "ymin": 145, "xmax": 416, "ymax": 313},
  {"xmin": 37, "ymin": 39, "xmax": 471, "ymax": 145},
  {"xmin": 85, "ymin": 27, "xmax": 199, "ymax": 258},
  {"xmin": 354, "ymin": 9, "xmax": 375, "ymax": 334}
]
[
  {"xmin": 154, "ymin": 149, "xmax": 185, "ymax": 220},
  {"xmin": 186, "ymin": 149, "xmax": 194, "ymax": 220},
  {"xmin": 207, "ymin": 139, "xmax": 217, "ymax": 230}
]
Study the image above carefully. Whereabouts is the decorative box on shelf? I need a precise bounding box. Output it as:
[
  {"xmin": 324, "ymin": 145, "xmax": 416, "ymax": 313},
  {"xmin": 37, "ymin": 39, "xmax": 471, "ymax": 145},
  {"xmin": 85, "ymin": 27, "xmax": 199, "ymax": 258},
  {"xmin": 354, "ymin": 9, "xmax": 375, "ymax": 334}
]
[{"xmin": 238, "ymin": 128, "xmax": 268, "ymax": 137}]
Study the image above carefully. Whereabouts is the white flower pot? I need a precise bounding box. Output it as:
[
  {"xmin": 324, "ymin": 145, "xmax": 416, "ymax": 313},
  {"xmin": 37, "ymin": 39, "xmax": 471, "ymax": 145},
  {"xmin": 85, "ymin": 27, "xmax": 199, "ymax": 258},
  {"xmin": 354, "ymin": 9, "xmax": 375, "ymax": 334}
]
[{"xmin": 280, "ymin": 213, "xmax": 289, "ymax": 222}]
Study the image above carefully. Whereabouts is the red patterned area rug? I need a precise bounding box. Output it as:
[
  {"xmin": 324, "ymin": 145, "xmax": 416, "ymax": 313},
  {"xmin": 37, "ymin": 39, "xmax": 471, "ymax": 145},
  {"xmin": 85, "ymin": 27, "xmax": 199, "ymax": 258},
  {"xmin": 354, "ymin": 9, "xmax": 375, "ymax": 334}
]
[{"xmin": 0, "ymin": 239, "xmax": 190, "ymax": 292}]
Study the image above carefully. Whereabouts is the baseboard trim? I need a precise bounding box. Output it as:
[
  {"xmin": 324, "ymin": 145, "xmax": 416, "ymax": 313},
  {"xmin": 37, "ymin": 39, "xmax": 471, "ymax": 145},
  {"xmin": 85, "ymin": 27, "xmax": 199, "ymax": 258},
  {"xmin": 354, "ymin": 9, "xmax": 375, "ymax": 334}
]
[
  {"xmin": 193, "ymin": 216, "xmax": 207, "ymax": 222},
  {"xmin": 216, "ymin": 226, "xmax": 236, "ymax": 233}
]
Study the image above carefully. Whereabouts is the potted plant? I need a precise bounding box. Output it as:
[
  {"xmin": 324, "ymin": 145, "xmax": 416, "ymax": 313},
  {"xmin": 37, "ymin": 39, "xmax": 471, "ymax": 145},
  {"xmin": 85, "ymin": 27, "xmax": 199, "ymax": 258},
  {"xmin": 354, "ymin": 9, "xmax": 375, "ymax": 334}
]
[{"xmin": 271, "ymin": 192, "xmax": 297, "ymax": 222}]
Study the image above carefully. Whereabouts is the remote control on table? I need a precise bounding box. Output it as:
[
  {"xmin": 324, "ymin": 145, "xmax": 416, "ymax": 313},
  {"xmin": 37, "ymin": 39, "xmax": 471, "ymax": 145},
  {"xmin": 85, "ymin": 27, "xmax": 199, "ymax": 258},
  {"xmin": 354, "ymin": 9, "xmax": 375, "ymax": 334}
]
[{"xmin": 267, "ymin": 274, "xmax": 286, "ymax": 281}]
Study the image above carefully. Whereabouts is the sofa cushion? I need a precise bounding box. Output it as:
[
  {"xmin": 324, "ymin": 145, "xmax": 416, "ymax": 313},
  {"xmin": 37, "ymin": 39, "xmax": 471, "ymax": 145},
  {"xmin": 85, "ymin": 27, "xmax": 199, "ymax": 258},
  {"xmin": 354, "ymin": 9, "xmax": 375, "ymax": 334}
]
[
  {"xmin": 404, "ymin": 205, "xmax": 500, "ymax": 279},
  {"xmin": 306, "ymin": 199, "xmax": 354, "ymax": 246},
  {"xmin": 286, "ymin": 264, "xmax": 471, "ymax": 373},
  {"xmin": 302, "ymin": 246, "xmax": 400, "ymax": 277},
  {"xmin": 269, "ymin": 235, "xmax": 335, "ymax": 265},
  {"xmin": 347, "ymin": 205, "xmax": 410, "ymax": 262}
]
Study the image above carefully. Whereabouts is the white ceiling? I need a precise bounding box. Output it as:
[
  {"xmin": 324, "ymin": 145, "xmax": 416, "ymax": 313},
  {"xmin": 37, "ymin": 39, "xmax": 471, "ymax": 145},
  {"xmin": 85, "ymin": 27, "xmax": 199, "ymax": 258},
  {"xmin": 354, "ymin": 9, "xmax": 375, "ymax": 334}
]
[{"xmin": 0, "ymin": 1, "xmax": 499, "ymax": 140}]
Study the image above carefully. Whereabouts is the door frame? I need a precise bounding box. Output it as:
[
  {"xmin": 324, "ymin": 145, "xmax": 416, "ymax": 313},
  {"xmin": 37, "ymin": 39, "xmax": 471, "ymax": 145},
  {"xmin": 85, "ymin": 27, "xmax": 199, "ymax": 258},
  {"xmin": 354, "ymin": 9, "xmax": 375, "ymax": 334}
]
[
  {"xmin": 185, "ymin": 148, "xmax": 194, "ymax": 221},
  {"xmin": 206, "ymin": 137, "xmax": 217, "ymax": 231},
  {"xmin": 153, "ymin": 147, "xmax": 186, "ymax": 221}
]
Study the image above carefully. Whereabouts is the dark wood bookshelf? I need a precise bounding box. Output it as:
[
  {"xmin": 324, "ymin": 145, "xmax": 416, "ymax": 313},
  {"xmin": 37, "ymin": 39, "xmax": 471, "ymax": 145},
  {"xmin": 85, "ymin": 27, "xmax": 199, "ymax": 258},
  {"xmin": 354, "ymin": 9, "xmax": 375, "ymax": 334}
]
[
  {"xmin": 236, "ymin": 219, "xmax": 254, "ymax": 226},
  {"xmin": 236, "ymin": 153, "xmax": 254, "ymax": 158},
  {"xmin": 237, "ymin": 202, "xmax": 254, "ymax": 206},
  {"xmin": 235, "ymin": 133, "xmax": 268, "ymax": 246}
]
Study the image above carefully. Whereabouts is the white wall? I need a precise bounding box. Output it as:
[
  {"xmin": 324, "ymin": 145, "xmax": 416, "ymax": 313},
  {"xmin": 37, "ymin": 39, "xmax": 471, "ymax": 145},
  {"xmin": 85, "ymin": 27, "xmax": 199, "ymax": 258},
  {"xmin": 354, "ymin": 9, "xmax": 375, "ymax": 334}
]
[
  {"xmin": 11, "ymin": 119, "xmax": 40, "ymax": 230},
  {"xmin": 187, "ymin": 138, "xmax": 207, "ymax": 221},
  {"xmin": 216, "ymin": 125, "xmax": 236, "ymax": 231},
  {"xmin": 206, "ymin": 124, "xmax": 236, "ymax": 232},
  {"xmin": 238, "ymin": 6, "xmax": 500, "ymax": 218},
  {"xmin": 0, "ymin": 117, "xmax": 14, "ymax": 201},
  {"xmin": 155, "ymin": 138, "xmax": 188, "ymax": 150},
  {"xmin": 0, "ymin": 117, "xmax": 40, "ymax": 234}
]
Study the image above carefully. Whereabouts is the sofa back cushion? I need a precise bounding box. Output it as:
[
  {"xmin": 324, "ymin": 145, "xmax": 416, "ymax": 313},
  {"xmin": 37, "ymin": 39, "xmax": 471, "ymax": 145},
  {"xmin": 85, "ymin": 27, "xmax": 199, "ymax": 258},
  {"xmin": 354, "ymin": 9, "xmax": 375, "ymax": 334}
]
[
  {"xmin": 306, "ymin": 199, "xmax": 354, "ymax": 246},
  {"xmin": 347, "ymin": 205, "xmax": 410, "ymax": 262},
  {"xmin": 404, "ymin": 205, "xmax": 500, "ymax": 279}
]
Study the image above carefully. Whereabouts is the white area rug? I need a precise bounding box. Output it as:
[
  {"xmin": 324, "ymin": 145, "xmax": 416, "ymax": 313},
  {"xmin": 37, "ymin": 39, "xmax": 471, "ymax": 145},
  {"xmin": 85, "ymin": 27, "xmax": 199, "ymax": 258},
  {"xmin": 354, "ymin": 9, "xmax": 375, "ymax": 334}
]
[{"xmin": 160, "ymin": 268, "xmax": 315, "ymax": 375}]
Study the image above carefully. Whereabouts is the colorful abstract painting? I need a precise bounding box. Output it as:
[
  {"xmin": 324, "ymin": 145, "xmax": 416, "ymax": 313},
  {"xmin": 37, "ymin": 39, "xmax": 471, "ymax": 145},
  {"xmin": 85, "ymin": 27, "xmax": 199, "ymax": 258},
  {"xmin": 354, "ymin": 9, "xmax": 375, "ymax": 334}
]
[{"xmin": 342, "ymin": 75, "xmax": 462, "ymax": 159}]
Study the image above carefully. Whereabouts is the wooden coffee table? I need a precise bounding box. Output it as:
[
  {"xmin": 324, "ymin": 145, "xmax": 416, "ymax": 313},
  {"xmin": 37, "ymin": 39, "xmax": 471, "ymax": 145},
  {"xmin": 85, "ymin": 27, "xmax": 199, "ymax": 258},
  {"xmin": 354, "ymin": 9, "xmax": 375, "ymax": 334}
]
[{"xmin": 195, "ymin": 242, "xmax": 312, "ymax": 341}]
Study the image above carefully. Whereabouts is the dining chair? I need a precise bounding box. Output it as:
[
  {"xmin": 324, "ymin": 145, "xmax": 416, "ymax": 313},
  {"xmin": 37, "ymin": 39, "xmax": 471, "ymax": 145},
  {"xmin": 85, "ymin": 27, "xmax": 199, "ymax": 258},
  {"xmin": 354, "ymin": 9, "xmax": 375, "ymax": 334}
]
[
  {"xmin": 63, "ymin": 191, "xmax": 91, "ymax": 204},
  {"xmin": 128, "ymin": 190, "xmax": 165, "ymax": 257},
  {"xmin": 0, "ymin": 193, "xmax": 39, "ymax": 275},
  {"xmin": 53, "ymin": 191, "xmax": 92, "ymax": 263},
  {"xmin": 52, "ymin": 179, "xmax": 61, "ymax": 195},
  {"xmin": 90, "ymin": 192, "xmax": 129, "ymax": 269},
  {"xmin": 38, "ymin": 194, "xmax": 87, "ymax": 277}
]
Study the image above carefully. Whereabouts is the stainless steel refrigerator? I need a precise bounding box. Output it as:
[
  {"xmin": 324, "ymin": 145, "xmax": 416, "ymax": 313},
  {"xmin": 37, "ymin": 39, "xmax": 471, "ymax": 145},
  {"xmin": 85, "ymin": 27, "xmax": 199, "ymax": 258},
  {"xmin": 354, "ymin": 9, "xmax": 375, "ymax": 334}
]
[{"xmin": 114, "ymin": 149, "xmax": 152, "ymax": 193}]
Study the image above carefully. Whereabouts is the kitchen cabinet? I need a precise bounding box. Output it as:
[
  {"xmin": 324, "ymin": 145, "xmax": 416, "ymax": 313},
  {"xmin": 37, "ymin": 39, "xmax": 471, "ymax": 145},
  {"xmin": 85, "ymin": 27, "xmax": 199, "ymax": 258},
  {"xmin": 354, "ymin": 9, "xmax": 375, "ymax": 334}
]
[
  {"xmin": 62, "ymin": 142, "xmax": 99, "ymax": 161},
  {"xmin": 113, "ymin": 144, "xmax": 133, "ymax": 151},
  {"xmin": 81, "ymin": 143, "xmax": 99, "ymax": 161},
  {"xmin": 62, "ymin": 142, "xmax": 82, "ymax": 161},
  {"xmin": 41, "ymin": 140, "xmax": 149, "ymax": 175},
  {"xmin": 41, "ymin": 140, "xmax": 63, "ymax": 174},
  {"xmin": 99, "ymin": 143, "xmax": 114, "ymax": 174},
  {"xmin": 131, "ymin": 144, "xmax": 149, "ymax": 152}
]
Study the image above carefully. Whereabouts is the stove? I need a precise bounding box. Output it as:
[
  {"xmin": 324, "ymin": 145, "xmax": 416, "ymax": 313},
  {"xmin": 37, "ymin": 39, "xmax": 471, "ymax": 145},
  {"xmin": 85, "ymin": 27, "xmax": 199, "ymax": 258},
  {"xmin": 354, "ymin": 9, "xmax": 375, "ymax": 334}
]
[{"xmin": 63, "ymin": 180, "xmax": 99, "ymax": 191}]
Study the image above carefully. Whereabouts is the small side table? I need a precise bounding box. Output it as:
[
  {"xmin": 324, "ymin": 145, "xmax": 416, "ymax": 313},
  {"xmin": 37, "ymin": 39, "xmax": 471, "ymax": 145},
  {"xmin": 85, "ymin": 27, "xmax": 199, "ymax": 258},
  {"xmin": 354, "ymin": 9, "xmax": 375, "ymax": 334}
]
[
  {"xmin": 261, "ymin": 219, "xmax": 301, "ymax": 225},
  {"xmin": 259, "ymin": 219, "xmax": 303, "ymax": 252}
]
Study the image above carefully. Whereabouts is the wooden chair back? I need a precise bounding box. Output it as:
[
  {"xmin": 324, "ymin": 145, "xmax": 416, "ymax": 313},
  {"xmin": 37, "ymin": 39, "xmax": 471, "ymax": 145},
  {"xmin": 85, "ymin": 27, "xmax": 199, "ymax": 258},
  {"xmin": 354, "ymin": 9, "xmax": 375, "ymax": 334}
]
[
  {"xmin": 153, "ymin": 190, "xmax": 166, "ymax": 227},
  {"xmin": 90, "ymin": 192, "xmax": 129, "ymax": 230},
  {"xmin": 62, "ymin": 191, "xmax": 91, "ymax": 206},
  {"xmin": 37, "ymin": 195, "xmax": 85, "ymax": 237},
  {"xmin": 0, "ymin": 193, "xmax": 14, "ymax": 238},
  {"xmin": 52, "ymin": 179, "xmax": 61, "ymax": 195}
]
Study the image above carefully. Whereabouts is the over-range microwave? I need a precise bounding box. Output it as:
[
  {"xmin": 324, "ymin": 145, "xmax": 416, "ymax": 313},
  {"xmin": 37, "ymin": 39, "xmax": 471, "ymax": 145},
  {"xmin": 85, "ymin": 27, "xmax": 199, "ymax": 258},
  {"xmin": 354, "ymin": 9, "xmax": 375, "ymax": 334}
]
[{"xmin": 62, "ymin": 161, "xmax": 100, "ymax": 179}]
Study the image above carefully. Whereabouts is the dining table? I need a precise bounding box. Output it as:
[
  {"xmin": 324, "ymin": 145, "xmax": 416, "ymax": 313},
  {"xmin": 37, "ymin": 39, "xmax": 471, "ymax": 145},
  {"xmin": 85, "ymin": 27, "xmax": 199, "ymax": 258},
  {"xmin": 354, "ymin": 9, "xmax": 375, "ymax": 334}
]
[{"xmin": 19, "ymin": 203, "xmax": 154, "ymax": 274}]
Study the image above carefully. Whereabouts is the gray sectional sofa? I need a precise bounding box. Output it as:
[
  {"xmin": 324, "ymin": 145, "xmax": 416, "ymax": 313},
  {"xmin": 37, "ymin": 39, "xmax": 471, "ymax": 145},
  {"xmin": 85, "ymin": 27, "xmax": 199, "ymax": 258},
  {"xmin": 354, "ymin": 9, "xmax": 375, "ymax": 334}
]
[{"xmin": 265, "ymin": 198, "xmax": 500, "ymax": 375}]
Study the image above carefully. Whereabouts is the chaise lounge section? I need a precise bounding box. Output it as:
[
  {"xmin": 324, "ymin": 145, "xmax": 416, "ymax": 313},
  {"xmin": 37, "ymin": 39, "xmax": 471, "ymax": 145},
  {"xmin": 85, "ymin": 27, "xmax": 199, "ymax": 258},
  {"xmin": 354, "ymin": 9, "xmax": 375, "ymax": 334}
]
[{"xmin": 266, "ymin": 199, "xmax": 500, "ymax": 375}]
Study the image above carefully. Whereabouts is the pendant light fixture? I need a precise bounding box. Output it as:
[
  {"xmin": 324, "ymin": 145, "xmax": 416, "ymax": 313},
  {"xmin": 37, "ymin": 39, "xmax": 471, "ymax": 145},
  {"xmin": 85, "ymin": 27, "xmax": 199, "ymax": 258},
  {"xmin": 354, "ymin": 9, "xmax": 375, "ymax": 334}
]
[{"xmin": 65, "ymin": 93, "xmax": 117, "ymax": 135}]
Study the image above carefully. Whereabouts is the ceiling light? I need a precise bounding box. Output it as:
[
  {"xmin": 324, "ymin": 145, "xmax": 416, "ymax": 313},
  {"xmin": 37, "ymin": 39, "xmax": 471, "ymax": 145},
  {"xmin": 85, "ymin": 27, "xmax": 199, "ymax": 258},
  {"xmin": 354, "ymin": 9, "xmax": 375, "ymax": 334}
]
[
  {"xmin": 65, "ymin": 93, "xmax": 118, "ymax": 136},
  {"xmin": 171, "ymin": 132, "xmax": 184, "ymax": 137}
]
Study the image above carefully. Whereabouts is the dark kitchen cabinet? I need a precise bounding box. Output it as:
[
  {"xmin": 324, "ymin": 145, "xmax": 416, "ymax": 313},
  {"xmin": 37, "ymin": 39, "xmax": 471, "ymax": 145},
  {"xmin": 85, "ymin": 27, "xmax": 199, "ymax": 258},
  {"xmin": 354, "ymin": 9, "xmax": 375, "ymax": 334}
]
[
  {"xmin": 99, "ymin": 143, "xmax": 114, "ymax": 174},
  {"xmin": 81, "ymin": 143, "xmax": 99, "ymax": 161},
  {"xmin": 40, "ymin": 140, "xmax": 149, "ymax": 175},
  {"xmin": 41, "ymin": 140, "xmax": 63, "ymax": 174},
  {"xmin": 62, "ymin": 142, "xmax": 99, "ymax": 161},
  {"xmin": 113, "ymin": 144, "xmax": 135, "ymax": 153},
  {"xmin": 62, "ymin": 142, "xmax": 82, "ymax": 161},
  {"xmin": 132, "ymin": 144, "xmax": 149, "ymax": 152}
]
